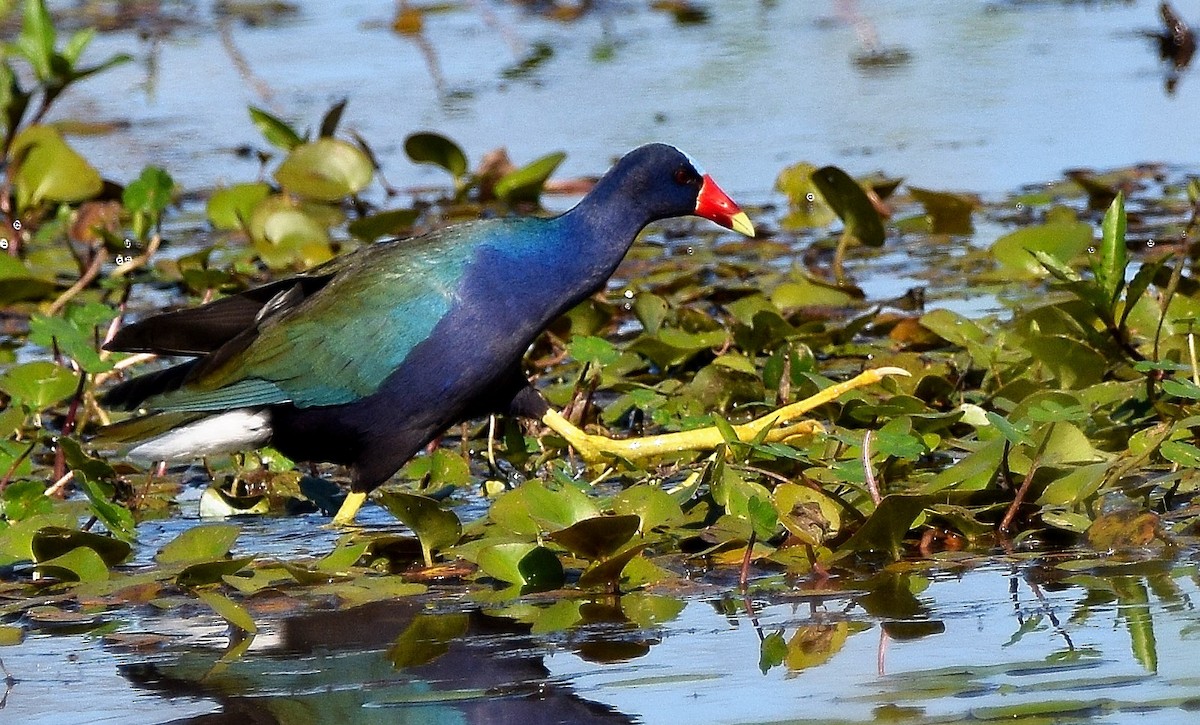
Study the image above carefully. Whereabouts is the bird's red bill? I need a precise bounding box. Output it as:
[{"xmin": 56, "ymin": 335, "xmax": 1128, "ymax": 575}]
[{"xmin": 695, "ymin": 175, "xmax": 755, "ymax": 237}]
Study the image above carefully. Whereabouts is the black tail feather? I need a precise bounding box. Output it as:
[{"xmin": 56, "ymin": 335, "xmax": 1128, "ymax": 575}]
[{"xmin": 101, "ymin": 360, "xmax": 198, "ymax": 411}]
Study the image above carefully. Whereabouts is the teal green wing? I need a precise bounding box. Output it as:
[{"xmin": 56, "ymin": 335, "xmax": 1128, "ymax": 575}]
[{"xmin": 146, "ymin": 226, "xmax": 483, "ymax": 412}]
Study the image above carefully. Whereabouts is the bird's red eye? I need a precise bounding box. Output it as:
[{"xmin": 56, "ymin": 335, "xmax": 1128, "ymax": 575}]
[{"xmin": 674, "ymin": 168, "xmax": 691, "ymax": 185}]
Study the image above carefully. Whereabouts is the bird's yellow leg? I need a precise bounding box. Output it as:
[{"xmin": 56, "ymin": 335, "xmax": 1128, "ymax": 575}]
[
  {"xmin": 541, "ymin": 367, "xmax": 910, "ymax": 464},
  {"xmin": 331, "ymin": 491, "xmax": 368, "ymax": 526}
]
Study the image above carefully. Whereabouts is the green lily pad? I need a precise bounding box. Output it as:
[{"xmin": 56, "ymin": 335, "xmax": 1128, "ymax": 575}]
[
  {"xmin": 207, "ymin": 182, "xmax": 272, "ymax": 230},
  {"xmin": 196, "ymin": 589, "xmax": 258, "ymax": 634},
  {"xmin": 10, "ymin": 125, "xmax": 102, "ymax": 211},
  {"xmin": 33, "ymin": 546, "xmax": 109, "ymax": 583},
  {"xmin": 275, "ymin": 138, "xmax": 373, "ymax": 201},
  {"xmin": 31, "ymin": 526, "xmax": 131, "ymax": 567},
  {"xmin": 155, "ymin": 524, "xmax": 241, "ymax": 565},
  {"xmin": 476, "ymin": 543, "xmax": 564, "ymax": 589},
  {"xmin": 548, "ymin": 515, "xmax": 641, "ymax": 561}
]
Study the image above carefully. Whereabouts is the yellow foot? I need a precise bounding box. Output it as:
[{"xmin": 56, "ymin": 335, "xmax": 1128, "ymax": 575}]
[
  {"xmin": 331, "ymin": 490, "xmax": 368, "ymax": 526},
  {"xmin": 542, "ymin": 366, "xmax": 910, "ymax": 464}
]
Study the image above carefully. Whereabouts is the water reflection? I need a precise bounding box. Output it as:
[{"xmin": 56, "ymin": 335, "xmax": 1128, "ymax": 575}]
[
  {"xmin": 43, "ymin": 556, "xmax": 1192, "ymax": 724},
  {"xmin": 120, "ymin": 600, "xmax": 635, "ymax": 724}
]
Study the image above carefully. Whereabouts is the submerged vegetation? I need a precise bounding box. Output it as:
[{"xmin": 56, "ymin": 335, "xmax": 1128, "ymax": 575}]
[{"xmin": 2, "ymin": 4, "xmax": 1200, "ymax": 703}]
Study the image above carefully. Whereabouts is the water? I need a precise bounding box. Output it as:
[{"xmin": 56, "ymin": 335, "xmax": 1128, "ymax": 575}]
[
  {"xmin": 7, "ymin": 549, "xmax": 1200, "ymax": 724},
  {"xmin": 63, "ymin": 1, "xmax": 1197, "ymax": 201}
]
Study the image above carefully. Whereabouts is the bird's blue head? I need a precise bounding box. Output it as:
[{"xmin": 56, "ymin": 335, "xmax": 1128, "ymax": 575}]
[{"xmin": 593, "ymin": 143, "xmax": 755, "ymax": 237}]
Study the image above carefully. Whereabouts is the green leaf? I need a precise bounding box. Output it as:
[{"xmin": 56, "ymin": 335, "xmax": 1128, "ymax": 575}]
[
  {"xmin": 567, "ymin": 335, "xmax": 621, "ymax": 366},
  {"xmin": 405, "ymin": 132, "xmax": 468, "ymax": 179},
  {"xmin": 177, "ymin": 556, "xmax": 255, "ymax": 587},
  {"xmin": 760, "ymin": 630, "xmax": 787, "ymax": 674},
  {"xmin": 10, "ymin": 125, "xmax": 102, "ymax": 211},
  {"xmin": 0, "ymin": 255, "xmax": 56, "ymax": 304},
  {"xmin": 29, "ymin": 311, "xmax": 113, "ymax": 374},
  {"xmin": 377, "ymin": 491, "xmax": 462, "ymax": 567},
  {"xmin": 494, "ymin": 151, "xmax": 566, "ymax": 205},
  {"xmin": 1121, "ymin": 257, "xmax": 1166, "ymax": 329},
  {"xmin": 548, "ymin": 515, "xmax": 640, "ymax": 560},
  {"xmin": 315, "ymin": 538, "xmax": 368, "ymax": 573},
  {"xmin": 402, "ymin": 449, "xmax": 472, "ymax": 488},
  {"xmin": 1160, "ymin": 440, "xmax": 1200, "ymax": 468},
  {"xmin": 611, "ymin": 486, "xmax": 683, "ymax": 531},
  {"xmin": 347, "ymin": 208, "xmax": 419, "ymax": 242},
  {"xmin": 773, "ymin": 482, "xmax": 841, "ymax": 546},
  {"xmin": 839, "ymin": 494, "xmax": 929, "ymax": 559},
  {"xmin": 14, "ymin": 0, "xmax": 56, "ymax": 80},
  {"xmin": 155, "ymin": 524, "xmax": 240, "ymax": 565},
  {"xmin": 992, "ymin": 208, "xmax": 1094, "ymax": 278},
  {"xmin": 1096, "ymin": 192, "xmax": 1127, "ymax": 308},
  {"xmin": 984, "ymin": 411, "xmax": 1033, "ymax": 447},
  {"xmin": 810, "ymin": 165, "xmax": 886, "ymax": 247},
  {"xmin": 196, "ymin": 589, "xmax": 258, "ymax": 634},
  {"xmin": 489, "ymin": 480, "xmax": 600, "ymax": 535},
  {"xmin": 34, "ymin": 546, "xmax": 109, "ymax": 583},
  {"xmin": 907, "ymin": 187, "xmax": 976, "ymax": 234},
  {"xmin": 275, "ymin": 138, "xmax": 373, "ymax": 201},
  {"xmin": 747, "ymin": 494, "xmax": 778, "ymax": 540},
  {"xmin": 1036, "ymin": 462, "xmax": 1109, "ymax": 506},
  {"xmin": 248, "ymin": 194, "xmax": 334, "ymax": 268},
  {"xmin": 123, "ymin": 166, "xmax": 175, "ymax": 236},
  {"xmin": 774, "ymin": 162, "xmax": 836, "ymax": 228},
  {"xmin": 0, "ymin": 360, "xmax": 77, "ymax": 409},
  {"xmin": 248, "ymin": 106, "xmax": 303, "ymax": 150},
  {"xmin": 1, "ymin": 479, "xmax": 51, "ymax": 521},
  {"xmin": 476, "ymin": 543, "xmax": 564, "ymax": 588},
  {"xmin": 207, "ymin": 182, "xmax": 272, "ymax": 231},
  {"xmin": 30, "ymin": 526, "xmax": 131, "ymax": 567}
]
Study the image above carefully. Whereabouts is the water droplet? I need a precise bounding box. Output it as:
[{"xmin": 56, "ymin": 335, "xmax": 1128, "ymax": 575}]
[
  {"xmin": 623, "ymin": 289, "xmax": 634, "ymax": 299},
  {"xmin": 1016, "ymin": 202, "xmax": 1024, "ymax": 211},
  {"xmin": 1087, "ymin": 247, "xmax": 1096, "ymax": 254},
  {"xmin": 1147, "ymin": 239, "xmax": 1155, "ymax": 248},
  {"xmin": 124, "ymin": 239, "xmax": 133, "ymax": 248},
  {"xmin": 12, "ymin": 220, "xmax": 21, "ymax": 230}
]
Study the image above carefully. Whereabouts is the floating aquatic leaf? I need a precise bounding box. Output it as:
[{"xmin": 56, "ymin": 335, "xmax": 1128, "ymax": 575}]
[
  {"xmin": 476, "ymin": 543, "xmax": 564, "ymax": 588},
  {"xmin": 207, "ymin": 182, "xmax": 271, "ymax": 231},
  {"xmin": 549, "ymin": 515, "xmax": 641, "ymax": 561},
  {"xmin": 612, "ymin": 486, "xmax": 683, "ymax": 531},
  {"xmin": 31, "ymin": 527, "xmax": 130, "ymax": 567},
  {"xmin": 196, "ymin": 589, "xmax": 258, "ymax": 634},
  {"xmin": 347, "ymin": 208, "xmax": 420, "ymax": 242},
  {"xmin": 34, "ymin": 546, "xmax": 109, "ymax": 583},
  {"xmin": 908, "ymin": 186, "xmax": 977, "ymax": 234},
  {"xmin": 839, "ymin": 494, "xmax": 929, "ymax": 559},
  {"xmin": 377, "ymin": 491, "xmax": 462, "ymax": 567},
  {"xmin": 992, "ymin": 207, "xmax": 1093, "ymax": 277},
  {"xmin": 275, "ymin": 138, "xmax": 373, "ymax": 201},
  {"xmin": 155, "ymin": 524, "xmax": 241, "ymax": 565},
  {"xmin": 0, "ymin": 254, "xmax": 55, "ymax": 304},
  {"xmin": 11, "ymin": 125, "xmax": 102, "ymax": 210}
]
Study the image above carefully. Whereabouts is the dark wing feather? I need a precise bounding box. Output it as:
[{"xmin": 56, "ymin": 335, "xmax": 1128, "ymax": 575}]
[
  {"xmin": 102, "ymin": 359, "xmax": 199, "ymax": 411},
  {"xmin": 104, "ymin": 274, "xmax": 335, "ymax": 355}
]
